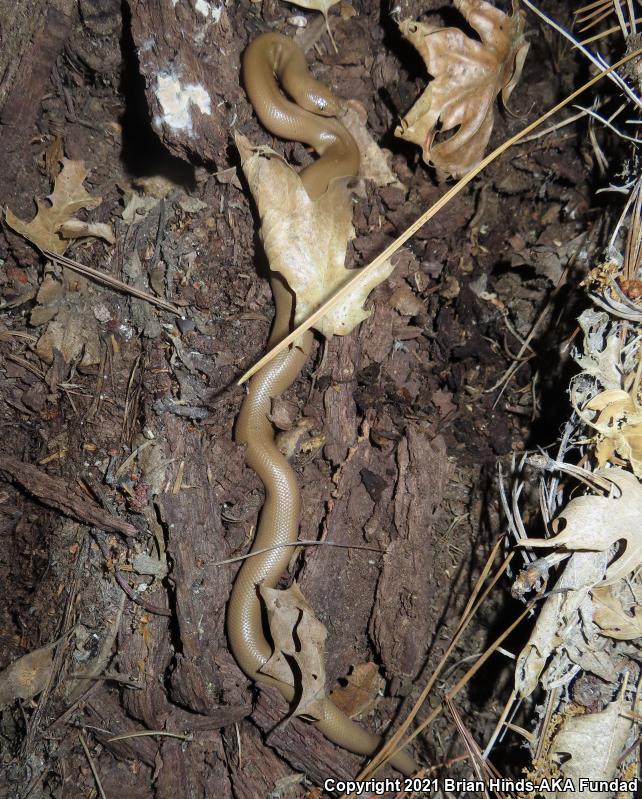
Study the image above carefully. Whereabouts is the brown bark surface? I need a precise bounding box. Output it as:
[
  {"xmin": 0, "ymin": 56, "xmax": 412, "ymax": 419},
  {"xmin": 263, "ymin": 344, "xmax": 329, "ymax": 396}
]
[{"xmin": 0, "ymin": 0, "xmax": 598, "ymax": 797}]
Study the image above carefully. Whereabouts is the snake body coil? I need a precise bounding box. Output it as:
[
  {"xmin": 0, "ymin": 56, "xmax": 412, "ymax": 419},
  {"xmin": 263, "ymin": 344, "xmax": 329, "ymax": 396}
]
[{"xmin": 227, "ymin": 32, "xmax": 415, "ymax": 776}]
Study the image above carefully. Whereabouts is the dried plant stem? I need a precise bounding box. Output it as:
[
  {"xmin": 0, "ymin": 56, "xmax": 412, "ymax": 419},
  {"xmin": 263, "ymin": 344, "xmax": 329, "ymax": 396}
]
[
  {"xmin": 78, "ymin": 731, "xmax": 108, "ymax": 799},
  {"xmin": 239, "ymin": 47, "xmax": 642, "ymax": 386},
  {"xmin": 523, "ymin": 0, "xmax": 642, "ymax": 111},
  {"xmin": 581, "ymin": 17, "xmax": 642, "ymax": 44},
  {"xmin": 107, "ymin": 730, "xmax": 193, "ymax": 743},
  {"xmin": 209, "ymin": 539, "xmax": 385, "ymax": 567},
  {"xmin": 43, "ymin": 249, "xmax": 182, "ymax": 315}
]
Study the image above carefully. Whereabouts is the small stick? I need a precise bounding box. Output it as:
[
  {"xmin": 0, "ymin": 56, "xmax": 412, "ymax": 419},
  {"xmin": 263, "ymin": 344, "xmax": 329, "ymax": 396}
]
[{"xmin": 78, "ymin": 731, "xmax": 108, "ymax": 799}]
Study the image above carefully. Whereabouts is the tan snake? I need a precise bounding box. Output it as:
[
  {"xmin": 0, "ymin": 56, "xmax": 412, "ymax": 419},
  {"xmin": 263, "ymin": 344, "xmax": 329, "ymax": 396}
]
[{"xmin": 227, "ymin": 31, "xmax": 415, "ymax": 776}]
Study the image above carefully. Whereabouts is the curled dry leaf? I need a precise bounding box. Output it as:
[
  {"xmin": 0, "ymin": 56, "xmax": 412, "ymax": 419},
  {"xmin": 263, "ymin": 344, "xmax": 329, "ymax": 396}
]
[
  {"xmin": 259, "ymin": 582, "xmax": 327, "ymax": 719},
  {"xmin": 591, "ymin": 583, "xmax": 642, "ymax": 640},
  {"xmin": 236, "ymin": 133, "xmax": 394, "ymax": 338},
  {"xmin": 519, "ymin": 468, "xmax": 642, "ymax": 585},
  {"xmin": 58, "ymin": 219, "xmax": 115, "ymax": 245},
  {"xmin": 395, "ymin": 0, "xmax": 529, "ymax": 177},
  {"xmin": 0, "ymin": 644, "xmax": 55, "ymax": 706},
  {"xmin": 582, "ymin": 389, "xmax": 642, "ymax": 477},
  {"xmin": 284, "ymin": 0, "xmax": 341, "ymax": 46},
  {"xmin": 547, "ymin": 693, "xmax": 633, "ymax": 798},
  {"xmin": 5, "ymin": 159, "xmax": 105, "ymax": 254}
]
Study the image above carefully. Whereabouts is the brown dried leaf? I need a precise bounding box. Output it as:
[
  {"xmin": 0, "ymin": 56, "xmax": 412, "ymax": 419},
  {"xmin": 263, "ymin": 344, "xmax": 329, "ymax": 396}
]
[
  {"xmin": 520, "ymin": 468, "xmax": 642, "ymax": 585},
  {"xmin": 259, "ymin": 582, "xmax": 327, "ymax": 719},
  {"xmin": 329, "ymin": 662, "xmax": 383, "ymax": 718},
  {"xmin": 591, "ymin": 584, "xmax": 642, "ymax": 640},
  {"xmin": 583, "ymin": 389, "xmax": 642, "ymax": 477},
  {"xmin": 0, "ymin": 644, "xmax": 54, "ymax": 706},
  {"xmin": 395, "ymin": 0, "xmax": 529, "ymax": 177},
  {"xmin": 236, "ymin": 133, "xmax": 394, "ymax": 338},
  {"xmin": 35, "ymin": 304, "xmax": 102, "ymax": 366},
  {"xmin": 5, "ymin": 159, "xmax": 102, "ymax": 254}
]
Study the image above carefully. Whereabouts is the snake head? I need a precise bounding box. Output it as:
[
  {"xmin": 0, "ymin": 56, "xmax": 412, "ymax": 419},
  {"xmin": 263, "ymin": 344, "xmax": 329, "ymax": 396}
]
[{"xmin": 303, "ymin": 81, "xmax": 344, "ymax": 117}]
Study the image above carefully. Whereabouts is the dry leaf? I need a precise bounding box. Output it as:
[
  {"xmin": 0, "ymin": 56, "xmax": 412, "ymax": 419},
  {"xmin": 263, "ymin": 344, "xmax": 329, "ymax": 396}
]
[
  {"xmin": 574, "ymin": 310, "xmax": 624, "ymax": 391},
  {"xmin": 548, "ymin": 693, "xmax": 633, "ymax": 798},
  {"xmin": 329, "ymin": 662, "xmax": 383, "ymax": 718},
  {"xmin": 284, "ymin": 0, "xmax": 341, "ymax": 47},
  {"xmin": 0, "ymin": 644, "xmax": 54, "ymax": 706},
  {"xmin": 259, "ymin": 582, "xmax": 327, "ymax": 719},
  {"xmin": 583, "ymin": 389, "xmax": 642, "ymax": 477},
  {"xmin": 276, "ymin": 417, "xmax": 316, "ymax": 458},
  {"xmin": 121, "ymin": 191, "xmax": 160, "ymax": 225},
  {"xmin": 6, "ymin": 159, "xmax": 103, "ymax": 254},
  {"xmin": 515, "ymin": 551, "xmax": 608, "ymax": 697},
  {"xmin": 285, "ymin": 0, "xmax": 339, "ymax": 14},
  {"xmin": 519, "ymin": 468, "xmax": 642, "ymax": 585},
  {"xmin": 58, "ymin": 219, "xmax": 115, "ymax": 245},
  {"xmin": 395, "ymin": 0, "xmax": 529, "ymax": 177},
  {"xmin": 342, "ymin": 103, "xmax": 405, "ymax": 190},
  {"xmin": 592, "ymin": 583, "xmax": 642, "ymax": 640},
  {"xmin": 35, "ymin": 303, "xmax": 102, "ymax": 366},
  {"xmin": 236, "ymin": 133, "xmax": 394, "ymax": 338}
]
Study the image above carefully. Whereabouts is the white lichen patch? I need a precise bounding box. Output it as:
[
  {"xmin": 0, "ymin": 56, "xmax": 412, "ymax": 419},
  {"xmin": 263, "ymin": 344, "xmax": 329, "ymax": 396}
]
[
  {"xmin": 195, "ymin": 0, "xmax": 223, "ymax": 21},
  {"xmin": 154, "ymin": 73, "xmax": 211, "ymax": 133}
]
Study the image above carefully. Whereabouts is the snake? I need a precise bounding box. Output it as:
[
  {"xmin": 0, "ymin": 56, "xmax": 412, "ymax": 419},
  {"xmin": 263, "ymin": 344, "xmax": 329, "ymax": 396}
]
[{"xmin": 227, "ymin": 31, "xmax": 415, "ymax": 776}]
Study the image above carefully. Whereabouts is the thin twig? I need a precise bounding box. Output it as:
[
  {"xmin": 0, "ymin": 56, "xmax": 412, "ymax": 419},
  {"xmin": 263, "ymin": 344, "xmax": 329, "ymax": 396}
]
[
  {"xmin": 78, "ymin": 731, "xmax": 108, "ymax": 799},
  {"xmin": 209, "ymin": 538, "xmax": 385, "ymax": 567},
  {"xmin": 107, "ymin": 730, "xmax": 193, "ymax": 743}
]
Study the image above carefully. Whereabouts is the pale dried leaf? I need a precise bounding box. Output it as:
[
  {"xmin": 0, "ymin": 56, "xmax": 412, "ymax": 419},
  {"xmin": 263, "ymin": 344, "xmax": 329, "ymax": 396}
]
[
  {"xmin": 5, "ymin": 159, "xmax": 102, "ymax": 254},
  {"xmin": 0, "ymin": 645, "xmax": 54, "ymax": 706},
  {"xmin": 565, "ymin": 645, "xmax": 618, "ymax": 683},
  {"xmin": 592, "ymin": 584, "xmax": 642, "ymax": 640},
  {"xmin": 285, "ymin": 0, "xmax": 339, "ymax": 16},
  {"xmin": 520, "ymin": 468, "xmax": 642, "ymax": 584},
  {"xmin": 58, "ymin": 219, "xmax": 115, "ymax": 245},
  {"xmin": 259, "ymin": 582, "xmax": 327, "ymax": 719},
  {"xmin": 236, "ymin": 133, "xmax": 394, "ymax": 338},
  {"xmin": 574, "ymin": 309, "xmax": 623, "ymax": 389},
  {"xmin": 121, "ymin": 192, "xmax": 160, "ymax": 225},
  {"xmin": 548, "ymin": 694, "xmax": 633, "ymax": 798},
  {"xmin": 515, "ymin": 551, "xmax": 607, "ymax": 697},
  {"xmin": 395, "ymin": 0, "xmax": 529, "ymax": 177},
  {"xmin": 342, "ymin": 103, "xmax": 405, "ymax": 189}
]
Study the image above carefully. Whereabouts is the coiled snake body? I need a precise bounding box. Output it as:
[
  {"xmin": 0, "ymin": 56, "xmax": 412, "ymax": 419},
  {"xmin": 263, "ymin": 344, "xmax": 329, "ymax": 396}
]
[{"xmin": 227, "ymin": 32, "xmax": 415, "ymax": 776}]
